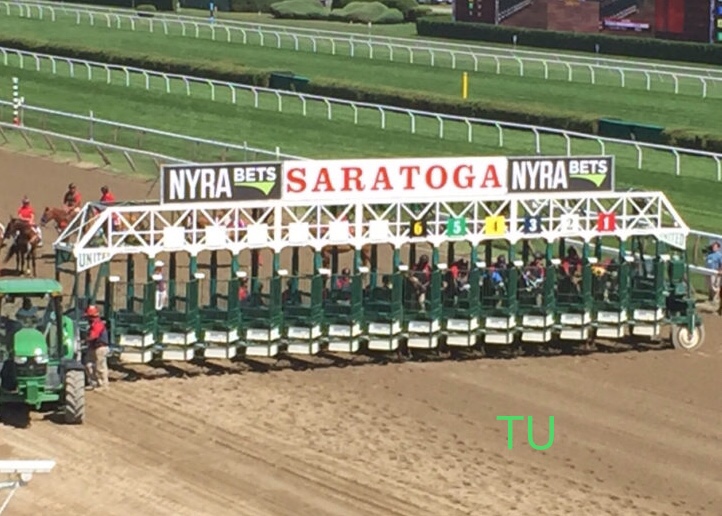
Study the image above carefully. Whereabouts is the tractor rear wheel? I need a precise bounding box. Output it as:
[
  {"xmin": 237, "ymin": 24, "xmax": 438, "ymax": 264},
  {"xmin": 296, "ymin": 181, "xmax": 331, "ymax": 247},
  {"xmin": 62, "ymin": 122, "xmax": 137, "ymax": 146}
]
[
  {"xmin": 671, "ymin": 324, "xmax": 705, "ymax": 351},
  {"xmin": 63, "ymin": 370, "xmax": 85, "ymax": 425}
]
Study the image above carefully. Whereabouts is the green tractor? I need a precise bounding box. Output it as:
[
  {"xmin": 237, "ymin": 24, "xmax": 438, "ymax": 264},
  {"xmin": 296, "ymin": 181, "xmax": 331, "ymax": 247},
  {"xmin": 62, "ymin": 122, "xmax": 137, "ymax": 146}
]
[{"xmin": 0, "ymin": 279, "xmax": 85, "ymax": 424}]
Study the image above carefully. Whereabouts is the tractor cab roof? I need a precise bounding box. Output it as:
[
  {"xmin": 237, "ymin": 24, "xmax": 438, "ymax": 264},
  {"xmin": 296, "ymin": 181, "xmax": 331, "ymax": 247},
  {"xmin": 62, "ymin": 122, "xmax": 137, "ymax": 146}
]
[{"xmin": 0, "ymin": 278, "xmax": 63, "ymax": 297}]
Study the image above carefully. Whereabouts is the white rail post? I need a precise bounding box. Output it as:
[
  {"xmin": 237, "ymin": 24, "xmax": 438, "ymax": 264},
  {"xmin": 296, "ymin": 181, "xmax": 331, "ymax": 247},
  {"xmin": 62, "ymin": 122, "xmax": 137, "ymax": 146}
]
[{"xmin": 12, "ymin": 76, "xmax": 22, "ymax": 126}]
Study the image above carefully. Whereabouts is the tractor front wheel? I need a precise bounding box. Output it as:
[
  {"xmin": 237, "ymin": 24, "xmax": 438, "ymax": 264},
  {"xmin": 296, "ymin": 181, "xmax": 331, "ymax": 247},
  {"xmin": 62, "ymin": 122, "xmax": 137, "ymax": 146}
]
[
  {"xmin": 671, "ymin": 324, "xmax": 705, "ymax": 351},
  {"xmin": 63, "ymin": 370, "xmax": 85, "ymax": 425}
]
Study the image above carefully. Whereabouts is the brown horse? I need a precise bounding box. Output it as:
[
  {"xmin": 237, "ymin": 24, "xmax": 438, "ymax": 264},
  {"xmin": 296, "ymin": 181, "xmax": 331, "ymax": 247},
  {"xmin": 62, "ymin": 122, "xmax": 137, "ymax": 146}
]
[
  {"xmin": 3, "ymin": 218, "xmax": 39, "ymax": 276},
  {"xmin": 40, "ymin": 206, "xmax": 75, "ymax": 232}
]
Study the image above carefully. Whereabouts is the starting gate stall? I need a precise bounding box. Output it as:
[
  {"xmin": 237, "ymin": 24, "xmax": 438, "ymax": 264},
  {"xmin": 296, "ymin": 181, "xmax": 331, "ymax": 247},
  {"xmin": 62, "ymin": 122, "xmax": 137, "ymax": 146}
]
[
  {"xmin": 400, "ymin": 244, "xmax": 444, "ymax": 350},
  {"xmin": 200, "ymin": 259, "xmax": 244, "ymax": 360},
  {"xmin": 281, "ymin": 247, "xmax": 327, "ymax": 355},
  {"xmin": 50, "ymin": 155, "xmax": 706, "ymax": 362},
  {"xmin": 105, "ymin": 257, "xmax": 158, "ymax": 364},
  {"xmin": 154, "ymin": 252, "xmax": 204, "ymax": 361},
  {"xmin": 362, "ymin": 245, "xmax": 404, "ymax": 352},
  {"xmin": 321, "ymin": 247, "xmax": 367, "ymax": 354},
  {"xmin": 590, "ymin": 237, "xmax": 634, "ymax": 339},
  {"xmin": 553, "ymin": 239, "xmax": 594, "ymax": 342},
  {"xmin": 629, "ymin": 236, "xmax": 676, "ymax": 337},
  {"xmin": 516, "ymin": 241, "xmax": 557, "ymax": 344},
  {"xmin": 478, "ymin": 243, "xmax": 521, "ymax": 347},
  {"xmin": 440, "ymin": 243, "xmax": 481, "ymax": 348}
]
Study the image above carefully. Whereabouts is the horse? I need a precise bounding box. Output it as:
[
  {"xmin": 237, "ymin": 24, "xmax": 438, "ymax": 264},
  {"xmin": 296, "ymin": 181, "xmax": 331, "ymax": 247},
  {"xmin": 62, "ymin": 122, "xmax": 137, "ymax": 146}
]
[
  {"xmin": 40, "ymin": 206, "xmax": 75, "ymax": 233},
  {"xmin": 3, "ymin": 218, "xmax": 39, "ymax": 277}
]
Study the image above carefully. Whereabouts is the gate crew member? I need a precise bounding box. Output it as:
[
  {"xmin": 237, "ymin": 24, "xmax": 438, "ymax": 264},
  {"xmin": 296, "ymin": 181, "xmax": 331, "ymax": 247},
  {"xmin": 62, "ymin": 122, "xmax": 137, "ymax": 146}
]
[
  {"xmin": 17, "ymin": 196, "xmax": 43, "ymax": 247},
  {"xmin": 85, "ymin": 306, "xmax": 110, "ymax": 391},
  {"xmin": 63, "ymin": 183, "xmax": 82, "ymax": 216},
  {"xmin": 705, "ymin": 241, "xmax": 722, "ymax": 303},
  {"xmin": 153, "ymin": 260, "xmax": 168, "ymax": 311}
]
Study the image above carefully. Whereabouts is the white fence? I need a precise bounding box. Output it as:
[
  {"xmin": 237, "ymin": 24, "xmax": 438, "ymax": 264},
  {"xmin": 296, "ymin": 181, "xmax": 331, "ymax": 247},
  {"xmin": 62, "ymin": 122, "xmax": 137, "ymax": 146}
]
[
  {"xmin": 9, "ymin": 0, "xmax": 722, "ymax": 74},
  {"xmin": 2, "ymin": 45, "xmax": 722, "ymax": 180},
  {"xmin": 3, "ymin": 0, "xmax": 722, "ymax": 98},
  {"xmin": 0, "ymin": 118, "xmax": 189, "ymax": 170},
  {"xmin": 0, "ymin": 100, "xmax": 302, "ymax": 161}
]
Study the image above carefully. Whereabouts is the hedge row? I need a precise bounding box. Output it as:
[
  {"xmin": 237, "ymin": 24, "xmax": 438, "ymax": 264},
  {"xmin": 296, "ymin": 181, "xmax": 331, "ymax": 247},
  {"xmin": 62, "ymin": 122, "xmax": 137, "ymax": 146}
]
[
  {"xmin": 416, "ymin": 17, "xmax": 722, "ymax": 66},
  {"xmin": 3, "ymin": 37, "xmax": 721, "ymax": 153}
]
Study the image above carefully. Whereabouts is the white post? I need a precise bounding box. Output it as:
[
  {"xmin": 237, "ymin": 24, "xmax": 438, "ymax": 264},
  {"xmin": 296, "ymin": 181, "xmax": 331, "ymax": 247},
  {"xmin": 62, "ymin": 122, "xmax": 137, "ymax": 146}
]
[{"xmin": 12, "ymin": 77, "xmax": 22, "ymax": 126}]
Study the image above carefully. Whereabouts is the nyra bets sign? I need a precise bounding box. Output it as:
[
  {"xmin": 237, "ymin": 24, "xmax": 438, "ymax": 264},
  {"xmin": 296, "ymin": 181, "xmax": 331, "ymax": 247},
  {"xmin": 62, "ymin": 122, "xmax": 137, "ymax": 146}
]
[
  {"xmin": 160, "ymin": 162, "xmax": 282, "ymax": 204},
  {"xmin": 282, "ymin": 157, "xmax": 508, "ymax": 202},
  {"xmin": 507, "ymin": 156, "xmax": 615, "ymax": 194}
]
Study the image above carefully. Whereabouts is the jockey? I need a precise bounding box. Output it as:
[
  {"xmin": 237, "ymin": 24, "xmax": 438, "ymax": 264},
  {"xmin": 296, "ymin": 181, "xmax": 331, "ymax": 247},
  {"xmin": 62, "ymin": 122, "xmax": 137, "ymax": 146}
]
[
  {"xmin": 63, "ymin": 183, "xmax": 81, "ymax": 215},
  {"xmin": 17, "ymin": 196, "xmax": 43, "ymax": 247}
]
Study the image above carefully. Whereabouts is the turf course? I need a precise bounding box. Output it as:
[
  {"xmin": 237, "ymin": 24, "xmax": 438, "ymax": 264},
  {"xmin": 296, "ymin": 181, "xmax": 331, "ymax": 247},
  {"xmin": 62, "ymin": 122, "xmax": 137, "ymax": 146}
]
[
  {"xmin": 0, "ymin": 60, "xmax": 718, "ymax": 233},
  {"xmin": 0, "ymin": 14, "xmax": 721, "ymax": 135}
]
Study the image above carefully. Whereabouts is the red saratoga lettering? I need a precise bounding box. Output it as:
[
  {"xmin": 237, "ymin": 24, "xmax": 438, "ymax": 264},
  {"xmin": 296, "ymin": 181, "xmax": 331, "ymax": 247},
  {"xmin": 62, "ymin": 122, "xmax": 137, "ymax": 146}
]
[
  {"xmin": 371, "ymin": 167, "xmax": 393, "ymax": 191},
  {"xmin": 481, "ymin": 165, "xmax": 501, "ymax": 188},
  {"xmin": 341, "ymin": 167, "xmax": 364, "ymax": 192},
  {"xmin": 425, "ymin": 165, "xmax": 447, "ymax": 190},
  {"xmin": 452, "ymin": 165, "xmax": 474, "ymax": 189},
  {"xmin": 400, "ymin": 165, "xmax": 421, "ymax": 190},
  {"xmin": 312, "ymin": 167, "xmax": 334, "ymax": 193},
  {"xmin": 285, "ymin": 167, "xmax": 306, "ymax": 193}
]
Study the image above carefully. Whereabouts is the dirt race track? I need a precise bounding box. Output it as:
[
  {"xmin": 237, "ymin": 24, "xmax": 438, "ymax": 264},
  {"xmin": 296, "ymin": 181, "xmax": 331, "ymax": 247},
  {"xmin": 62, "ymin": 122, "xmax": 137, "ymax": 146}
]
[{"xmin": 0, "ymin": 151, "xmax": 721, "ymax": 516}]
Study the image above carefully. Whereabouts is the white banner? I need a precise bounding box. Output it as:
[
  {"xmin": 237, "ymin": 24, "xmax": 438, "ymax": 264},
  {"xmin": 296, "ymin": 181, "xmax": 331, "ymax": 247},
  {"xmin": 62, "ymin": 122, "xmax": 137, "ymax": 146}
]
[{"xmin": 282, "ymin": 156, "xmax": 509, "ymax": 202}]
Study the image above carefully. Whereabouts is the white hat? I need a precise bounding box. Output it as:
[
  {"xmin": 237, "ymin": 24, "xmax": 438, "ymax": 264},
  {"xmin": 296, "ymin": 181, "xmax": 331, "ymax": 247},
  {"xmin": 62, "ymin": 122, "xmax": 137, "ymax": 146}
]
[{"xmin": 154, "ymin": 260, "xmax": 165, "ymax": 268}]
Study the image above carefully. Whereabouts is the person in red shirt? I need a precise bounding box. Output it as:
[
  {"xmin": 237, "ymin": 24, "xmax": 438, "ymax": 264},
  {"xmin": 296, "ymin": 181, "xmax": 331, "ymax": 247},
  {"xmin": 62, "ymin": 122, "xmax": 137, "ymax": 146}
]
[
  {"xmin": 238, "ymin": 279, "xmax": 249, "ymax": 304},
  {"xmin": 99, "ymin": 186, "xmax": 120, "ymax": 229},
  {"xmin": 16, "ymin": 196, "xmax": 43, "ymax": 247},
  {"xmin": 335, "ymin": 268, "xmax": 351, "ymax": 291},
  {"xmin": 63, "ymin": 183, "xmax": 82, "ymax": 216},
  {"xmin": 99, "ymin": 186, "xmax": 115, "ymax": 204},
  {"xmin": 85, "ymin": 305, "xmax": 110, "ymax": 391}
]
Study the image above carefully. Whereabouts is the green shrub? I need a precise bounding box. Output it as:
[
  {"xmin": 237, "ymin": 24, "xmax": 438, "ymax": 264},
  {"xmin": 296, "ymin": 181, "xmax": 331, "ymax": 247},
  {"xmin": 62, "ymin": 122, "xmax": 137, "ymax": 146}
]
[
  {"xmin": 230, "ymin": 0, "xmax": 277, "ymax": 12},
  {"xmin": 406, "ymin": 6, "xmax": 431, "ymax": 21},
  {"xmin": 330, "ymin": 2, "xmax": 403, "ymax": 23},
  {"xmin": 270, "ymin": 0, "xmax": 328, "ymax": 19},
  {"xmin": 333, "ymin": 0, "xmax": 417, "ymax": 19},
  {"xmin": 416, "ymin": 17, "xmax": 722, "ymax": 65}
]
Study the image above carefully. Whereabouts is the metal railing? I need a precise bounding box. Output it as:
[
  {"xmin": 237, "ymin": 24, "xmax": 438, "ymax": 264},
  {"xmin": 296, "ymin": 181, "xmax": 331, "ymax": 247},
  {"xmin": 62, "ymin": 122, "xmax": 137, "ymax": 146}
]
[
  {"xmin": 0, "ymin": 119, "xmax": 188, "ymax": 171},
  {"xmin": 3, "ymin": 0, "xmax": 722, "ymax": 98},
  {"xmin": 0, "ymin": 100, "xmax": 302, "ymax": 161},
  {"xmin": 7, "ymin": 0, "xmax": 719, "ymax": 73},
  {"xmin": 2, "ymin": 45, "xmax": 721, "ymax": 180}
]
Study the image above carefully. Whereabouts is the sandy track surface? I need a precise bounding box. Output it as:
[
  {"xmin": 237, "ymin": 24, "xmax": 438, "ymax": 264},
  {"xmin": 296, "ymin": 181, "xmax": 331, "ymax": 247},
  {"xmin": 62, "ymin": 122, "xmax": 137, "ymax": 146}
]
[{"xmin": 0, "ymin": 151, "xmax": 720, "ymax": 515}]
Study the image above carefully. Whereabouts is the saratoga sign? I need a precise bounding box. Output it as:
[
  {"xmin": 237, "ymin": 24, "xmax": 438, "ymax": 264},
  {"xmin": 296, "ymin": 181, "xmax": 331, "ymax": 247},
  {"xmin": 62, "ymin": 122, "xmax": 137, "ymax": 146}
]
[
  {"xmin": 160, "ymin": 162, "xmax": 282, "ymax": 204},
  {"xmin": 508, "ymin": 156, "xmax": 615, "ymax": 194},
  {"xmin": 282, "ymin": 157, "xmax": 509, "ymax": 202}
]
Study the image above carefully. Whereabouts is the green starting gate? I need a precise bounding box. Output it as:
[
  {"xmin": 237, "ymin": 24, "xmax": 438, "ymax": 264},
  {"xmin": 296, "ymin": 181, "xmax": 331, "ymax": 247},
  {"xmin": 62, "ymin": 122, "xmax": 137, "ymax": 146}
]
[{"xmin": 52, "ymin": 158, "xmax": 706, "ymax": 361}]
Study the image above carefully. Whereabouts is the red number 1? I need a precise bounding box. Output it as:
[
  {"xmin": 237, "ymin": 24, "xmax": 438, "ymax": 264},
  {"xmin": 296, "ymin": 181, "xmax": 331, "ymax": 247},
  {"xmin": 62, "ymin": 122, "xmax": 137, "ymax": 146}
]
[{"xmin": 597, "ymin": 212, "xmax": 616, "ymax": 232}]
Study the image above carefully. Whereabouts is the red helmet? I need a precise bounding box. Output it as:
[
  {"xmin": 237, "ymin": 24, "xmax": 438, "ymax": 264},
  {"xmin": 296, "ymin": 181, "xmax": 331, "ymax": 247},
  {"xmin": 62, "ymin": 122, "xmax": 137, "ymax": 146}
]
[{"xmin": 85, "ymin": 305, "xmax": 100, "ymax": 318}]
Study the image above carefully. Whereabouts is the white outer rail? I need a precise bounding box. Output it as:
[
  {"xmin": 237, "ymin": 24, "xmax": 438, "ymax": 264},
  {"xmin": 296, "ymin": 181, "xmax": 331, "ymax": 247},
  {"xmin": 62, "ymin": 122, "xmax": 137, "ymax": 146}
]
[
  {"xmin": 3, "ymin": 0, "xmax": 722, "ymax": 98},
  {"xmin": 2, "ymin": 45, "xmax": 721, "ymax": 180},
  {"xmin": 0, "ymin": 100, "xmax": 303, "ymax": 161}
]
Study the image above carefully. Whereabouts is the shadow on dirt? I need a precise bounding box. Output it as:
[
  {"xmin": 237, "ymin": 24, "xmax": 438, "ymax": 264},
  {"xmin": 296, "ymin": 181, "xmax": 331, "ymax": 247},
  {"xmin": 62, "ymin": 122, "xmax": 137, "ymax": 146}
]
[{"xmin": 0, "ymin": 403, "xmax": 31, "ymax": 429}]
